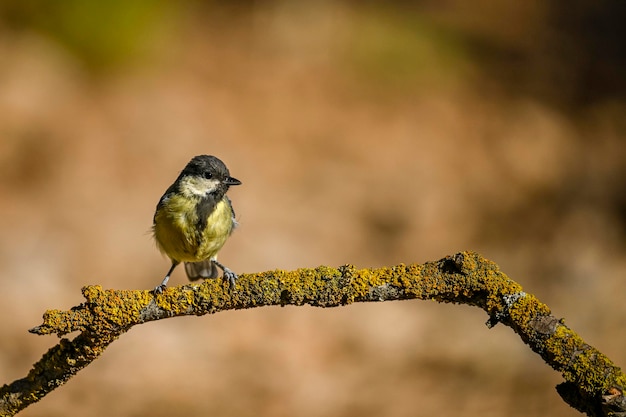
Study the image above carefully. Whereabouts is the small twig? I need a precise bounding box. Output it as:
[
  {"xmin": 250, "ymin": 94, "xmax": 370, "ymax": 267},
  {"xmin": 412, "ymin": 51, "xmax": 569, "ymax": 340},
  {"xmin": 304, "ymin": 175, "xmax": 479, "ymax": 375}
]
[{"xmin": 0, "ymin": 252, "xmax": 624, "ymax": 416}]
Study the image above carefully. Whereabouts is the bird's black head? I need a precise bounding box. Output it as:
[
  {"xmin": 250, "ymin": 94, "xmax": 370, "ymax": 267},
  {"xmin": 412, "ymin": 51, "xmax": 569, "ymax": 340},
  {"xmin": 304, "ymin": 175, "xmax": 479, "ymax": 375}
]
[{"xmin": 179, "ymin": 155, "xmax": 241, "ymax": 195}]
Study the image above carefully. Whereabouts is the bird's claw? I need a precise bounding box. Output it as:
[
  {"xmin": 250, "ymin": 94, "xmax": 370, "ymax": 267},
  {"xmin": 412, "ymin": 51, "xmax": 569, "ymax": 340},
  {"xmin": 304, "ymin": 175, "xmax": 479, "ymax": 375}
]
[
  {"xmin": 223, "ymin": 268, "xmax": 238, "ymax": 289},
  {"xmin": 153, "ymin": 284, "xmax": 166, "ymax": 295}
]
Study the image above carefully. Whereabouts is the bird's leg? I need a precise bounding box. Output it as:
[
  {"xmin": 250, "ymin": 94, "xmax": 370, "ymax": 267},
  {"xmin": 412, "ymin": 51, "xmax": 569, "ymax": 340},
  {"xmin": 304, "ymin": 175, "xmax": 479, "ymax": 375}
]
[
  {"xmin": 154, "ymin": 261, "xmax": 179, "ymax": 294},
  {"xmin": 212, "ymin": 259, "xmax": 238, "ymax": 288}
]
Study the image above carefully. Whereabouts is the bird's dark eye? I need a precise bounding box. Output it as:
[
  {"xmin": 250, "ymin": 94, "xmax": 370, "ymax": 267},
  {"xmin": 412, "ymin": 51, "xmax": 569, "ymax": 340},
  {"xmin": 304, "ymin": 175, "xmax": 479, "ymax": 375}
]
[{"xmin": 203, "ymin": 171, "xmax": 213, "ymax": 179}]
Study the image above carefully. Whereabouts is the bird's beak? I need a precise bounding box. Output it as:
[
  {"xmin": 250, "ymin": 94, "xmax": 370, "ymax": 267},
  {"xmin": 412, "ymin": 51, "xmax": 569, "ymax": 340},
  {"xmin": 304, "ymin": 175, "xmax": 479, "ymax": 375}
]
[{"xmin": 224, "ymin": 176, "xmax": 242, "ymax": 186}]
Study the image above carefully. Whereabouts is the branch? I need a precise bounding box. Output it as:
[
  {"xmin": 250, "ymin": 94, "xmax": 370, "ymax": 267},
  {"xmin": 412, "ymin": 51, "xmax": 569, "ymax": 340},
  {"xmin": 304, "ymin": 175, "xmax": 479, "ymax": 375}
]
[{"xmin": 1, "ymin": 252, "xmax": 624, "ymax": 416}]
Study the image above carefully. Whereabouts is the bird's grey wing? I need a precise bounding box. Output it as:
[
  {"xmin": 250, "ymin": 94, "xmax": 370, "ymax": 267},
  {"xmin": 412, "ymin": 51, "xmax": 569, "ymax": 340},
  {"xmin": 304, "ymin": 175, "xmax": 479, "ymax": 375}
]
[
  {"xmin": 153, "ymin": 182, "xmax": 179, "ymax": 225},
  {"xmin": 225, "ymin": 196, "xmax": 238, "ymax": 231}
]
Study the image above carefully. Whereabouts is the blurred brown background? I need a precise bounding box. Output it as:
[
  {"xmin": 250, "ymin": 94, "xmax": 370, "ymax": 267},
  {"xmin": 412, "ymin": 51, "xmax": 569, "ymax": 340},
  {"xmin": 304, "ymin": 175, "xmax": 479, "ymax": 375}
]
[{"xmin": 1, "ymin": 1, "xmax": 625, "ymax": 416}]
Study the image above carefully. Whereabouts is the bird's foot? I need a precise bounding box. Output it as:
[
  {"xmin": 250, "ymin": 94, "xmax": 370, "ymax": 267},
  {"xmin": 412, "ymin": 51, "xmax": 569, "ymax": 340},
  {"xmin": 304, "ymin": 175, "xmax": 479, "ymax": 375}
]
[
  {"xmin": 154, "ymin": 272, "xmax": 172, "ymax": 295},
  {"xmin": 223, "ymin": 268, "xmax": 238, "ymax": 289},
  {"xmin": 212, "ymin": 260, "xmax": 238, "ymax": 289}
]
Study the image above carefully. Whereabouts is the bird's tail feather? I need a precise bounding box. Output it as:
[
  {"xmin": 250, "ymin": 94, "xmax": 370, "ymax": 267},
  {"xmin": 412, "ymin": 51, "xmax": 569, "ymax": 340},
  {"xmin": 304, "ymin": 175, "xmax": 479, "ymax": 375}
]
[{"xmin": 184, "ymin": 259, "xmax": 219, "ymax": 281}]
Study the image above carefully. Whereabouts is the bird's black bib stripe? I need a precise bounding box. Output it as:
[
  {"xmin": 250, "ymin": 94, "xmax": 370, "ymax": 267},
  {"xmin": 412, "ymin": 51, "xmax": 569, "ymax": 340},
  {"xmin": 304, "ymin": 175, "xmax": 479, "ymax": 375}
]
[{"xmin": 195, "ymin": 191, "xmax": 223, "ymax": 235}]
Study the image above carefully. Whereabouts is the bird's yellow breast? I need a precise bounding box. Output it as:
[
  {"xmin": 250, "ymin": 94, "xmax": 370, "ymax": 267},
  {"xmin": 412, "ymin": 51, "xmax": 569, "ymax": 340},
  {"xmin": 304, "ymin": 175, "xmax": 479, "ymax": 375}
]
[{"xmin": 153, "ymin": 195, "xmax": 234, "ymax": 263}]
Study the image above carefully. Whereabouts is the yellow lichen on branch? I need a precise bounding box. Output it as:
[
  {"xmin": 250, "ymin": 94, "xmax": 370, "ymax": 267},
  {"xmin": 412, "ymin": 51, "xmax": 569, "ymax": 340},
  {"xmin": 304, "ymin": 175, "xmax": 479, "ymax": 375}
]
[{"xmin": 0, "ymin": 252, "xmax": 624, "ymax": 417}]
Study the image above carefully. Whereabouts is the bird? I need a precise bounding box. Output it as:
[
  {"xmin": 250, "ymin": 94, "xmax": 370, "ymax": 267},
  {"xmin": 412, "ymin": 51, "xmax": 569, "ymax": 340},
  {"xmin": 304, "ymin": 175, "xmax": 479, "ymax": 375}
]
[{"xmin": 152, "ymin": 155, "xmax": 241, "ymax": 294}]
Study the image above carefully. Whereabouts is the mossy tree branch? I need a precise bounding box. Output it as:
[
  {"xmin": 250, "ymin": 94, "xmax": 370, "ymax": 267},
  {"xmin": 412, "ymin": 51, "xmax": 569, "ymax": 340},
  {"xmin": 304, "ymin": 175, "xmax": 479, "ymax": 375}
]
[{"xmin": 1, "ymin": 252, "xmax": 624, "ymax": 416}]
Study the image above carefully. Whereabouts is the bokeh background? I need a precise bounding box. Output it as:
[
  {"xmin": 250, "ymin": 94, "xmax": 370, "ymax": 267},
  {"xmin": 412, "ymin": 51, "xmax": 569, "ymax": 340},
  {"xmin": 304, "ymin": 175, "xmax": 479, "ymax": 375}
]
[{"xmin": 1, "ymin": 1, "xmax": 625, "ymax": 416}]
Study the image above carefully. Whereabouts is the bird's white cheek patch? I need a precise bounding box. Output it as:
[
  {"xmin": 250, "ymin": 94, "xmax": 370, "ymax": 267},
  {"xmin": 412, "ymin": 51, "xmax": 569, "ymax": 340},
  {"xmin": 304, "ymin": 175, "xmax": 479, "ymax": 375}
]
[{"xmin": 180, "ymin": 176, "xmax": 219, "ymax": 196}]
